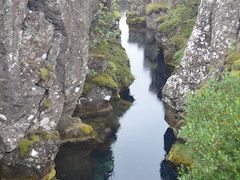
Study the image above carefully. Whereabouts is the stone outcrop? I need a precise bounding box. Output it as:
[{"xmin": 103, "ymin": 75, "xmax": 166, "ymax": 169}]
[
  {"xmin": 0, "ymin": 0, "xmax": 98, "ymax": 178},
  {"xmin": 162, "ymin": 0, "xmax": 240, "ymax": 112}
]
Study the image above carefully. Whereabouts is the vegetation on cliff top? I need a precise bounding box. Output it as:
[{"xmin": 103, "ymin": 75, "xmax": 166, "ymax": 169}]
[
  {"xmin": 157, "ymin": 0, "xmax": 200, "ymax": 66},
  {"xmin": 145, "ymin": 2, "xmax": 169, "ymax": 15},
  {"xmin": 177, "ymin": 74, "xmax": 240, "ymax": 179}
]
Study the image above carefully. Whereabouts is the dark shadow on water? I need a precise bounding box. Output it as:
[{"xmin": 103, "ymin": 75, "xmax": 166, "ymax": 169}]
[{"xmin": 160, "ymin": 128, "xmax": 178, "ymax": 180}]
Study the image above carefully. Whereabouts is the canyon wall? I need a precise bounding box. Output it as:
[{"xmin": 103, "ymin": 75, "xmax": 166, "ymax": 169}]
[
  {"xmin": 0, "ymin": 0, "xmax": 98, "ymax": 178},
  {"xmin": 162, "ymin": 0, "xmax": 240, "ymax": 112}
]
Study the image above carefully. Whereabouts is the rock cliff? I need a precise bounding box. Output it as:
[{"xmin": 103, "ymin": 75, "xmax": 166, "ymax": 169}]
[
  {"xmin": 162, "ymin": 0, "xmax": 240, "ymax": 112},
  {"xmin": 0, "ymin": 0, "xmax": 98, "ymax": 178}
]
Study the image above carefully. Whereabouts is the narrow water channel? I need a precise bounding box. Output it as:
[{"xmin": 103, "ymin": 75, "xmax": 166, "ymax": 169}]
[
  {"xmin": 55, "ymin": 1, "xmax": 177, "ymax": 179},
  {"xmin": 109, "ymin": 2, "xmax": 169, "ymax": 180}
]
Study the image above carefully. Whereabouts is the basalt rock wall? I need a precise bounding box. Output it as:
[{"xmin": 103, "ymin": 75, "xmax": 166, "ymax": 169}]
[
  {"xmin": 0, "ymin": 0, "xmax": 98, "ymax": 178},
  {"xmin": 162, "ymin": 0, "xmax": 240, "ymax": 112}
]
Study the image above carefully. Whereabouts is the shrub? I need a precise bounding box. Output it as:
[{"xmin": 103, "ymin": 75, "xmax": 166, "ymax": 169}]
[{"xmin": 178, "ymin": 74, "xmax": 240, "ymax": 179}]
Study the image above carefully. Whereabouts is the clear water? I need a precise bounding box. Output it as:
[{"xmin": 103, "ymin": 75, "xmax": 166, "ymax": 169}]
[
  {"xmin": 108, "ymin": 6, "xmax": 168, "ymax": 180},
  {"xmin": 55, "ymin": 1, "xmax": 177, "ymax": 179}
]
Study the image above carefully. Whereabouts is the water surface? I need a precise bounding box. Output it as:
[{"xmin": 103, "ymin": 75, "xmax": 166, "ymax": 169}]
[{"xmin": 108, "ymin": 5, "xmax": 169, "ymax": 180}]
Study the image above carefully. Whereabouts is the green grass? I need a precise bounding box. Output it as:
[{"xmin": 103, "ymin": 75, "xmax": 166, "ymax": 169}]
[
  {"xmin": 178, "ymin": 74, "xmax": 240, "ymax": 179},
  {"xmin": 145, "ymin": 2, "xmax": 169, "ymax": 15}
]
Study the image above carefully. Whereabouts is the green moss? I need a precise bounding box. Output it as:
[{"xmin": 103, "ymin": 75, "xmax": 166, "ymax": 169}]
[
  {"xmin": 173, "ymin": 49, "xmax": 185, "ymax": 65},
  {"xmin": 38, "ymin": 131, "xmax": 59, "ymax": 140},
  {"xmin": 89, "ymin": 53, "xmax": 106, "ymax": 60},
  {"xmin": 43, "ymin": 167, "xmax": 56, "ymax": 180},
  {"xmin": 84, "ymin": 40, "xmax": 134, "ymax": 94},
  {"xmin": 42, "ymin": 98, "xmax": 51, "ymax": 109},
  {"xmin": 18, "ymin": 135, "xmax": 40, "ymax": 157},
  {"xmin": 80, "ymin": 124, "xmax": 94, "ymax": 135},
  {"xmin": 226, "ymin": 51, "xmax": 240, "ymax": 75},
  {"xmin": 92, "ymin": 73, "xmax": 117, "ymax": 89},
  {"xmin": 158, "ymin": 17, "xmax": 180, "ymax": 32},
  {"xmin": 169, "ymin": 35, "xmax": 187, "ymax": 48},
  {"xmin": 40, "ymin": 64, "xmax": 55, "ymax": 81},
  {"xmin": 145, "ymin": 2, "xmax": 169, "ymax": 15},
  {"xmin": 167, "ymin": 143, "xmax": 194, "ymax": 168},
  {"xmin": 156, "ymin": 0, "xmax": 200, "ymax": 66},
  {"xmin": 128, "ymin": 16, "xmax": 146, "ymax": 25},
  {"xmin": 40, "ymin": 68, "xmax": 50, "ymax": 80},
  {"xmin": 156, "ymin": 15, "xmax": 167, "ymax": 24},
  {"xmin": 126, "ymin": 11, "xmax": 137, "ymax": 19}
]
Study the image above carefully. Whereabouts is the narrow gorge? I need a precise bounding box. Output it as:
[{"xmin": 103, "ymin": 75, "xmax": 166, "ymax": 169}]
[{"xmin": 0, "ymin": 0, "xmax": 239, "ymax": 180}]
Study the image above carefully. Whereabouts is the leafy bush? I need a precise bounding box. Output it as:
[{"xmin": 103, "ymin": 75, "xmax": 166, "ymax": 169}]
[{"xmin": 178, "ymin": 74, "xmax": 240, "ymax": 179}]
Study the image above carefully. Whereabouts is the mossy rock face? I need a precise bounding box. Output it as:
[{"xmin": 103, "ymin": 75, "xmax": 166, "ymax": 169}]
[
  {"xmin": 18, "ymin": 131, "xmax": 59, "ymax": 157},
  {"xmin": 127, "ymin": 16, "xmax": 146, "ymax": 26},
  {"xmin": 92, "ymin": 74, "xmax": 117, "ymax": 90},
  {"xmin": 39, "ymin": 64, "xmax": 56, "ymax": 81},
  {"xmin": 1, "ymin": 131, "xmax": 60, "ymax": 180},
  {"xmin": 18, "ymin": 135, "xmax": 40, "ymax": 157},
  {"xmin": 42, "ymin": 98, "xmax": 52, "ymax": 109},
  {"xmin": 84, "ymin": 40, "xmax": 134, "ymax": 95},
  {"xmin": 43, "ymin": 167, "xmax": 56, "ymax": 180},
  {"xmin": 226, "ymin": 51, "xmax": 240, "ymax": 76},
  {"xmin": 167, "ymin": 143, "xmax": 194, "ymax": 168},
  {"xmin": 145, "ymin": 2, "xmax": 169, "ymax": 15},
  {"xmin": 155, "ymin": 0, "xmax": 200, "ymax": 66},
  {"xmin": 62, "ymin": 119, "xmax": 95, "ymax": 142}
]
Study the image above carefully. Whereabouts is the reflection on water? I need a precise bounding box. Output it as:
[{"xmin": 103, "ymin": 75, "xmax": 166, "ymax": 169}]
[{"xmin": 55, "ymin": 0, "xmax": 177, "ymax": 179}]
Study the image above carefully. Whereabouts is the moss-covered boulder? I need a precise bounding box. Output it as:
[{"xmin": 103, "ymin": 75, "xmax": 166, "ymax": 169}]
[
  {"xmin": 167, "ymin": 143, "xmax": 194, "ymax": 168},
  {"xmin": 61, "ymin": 118, "xmax": 95, "ymax": 143}
]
